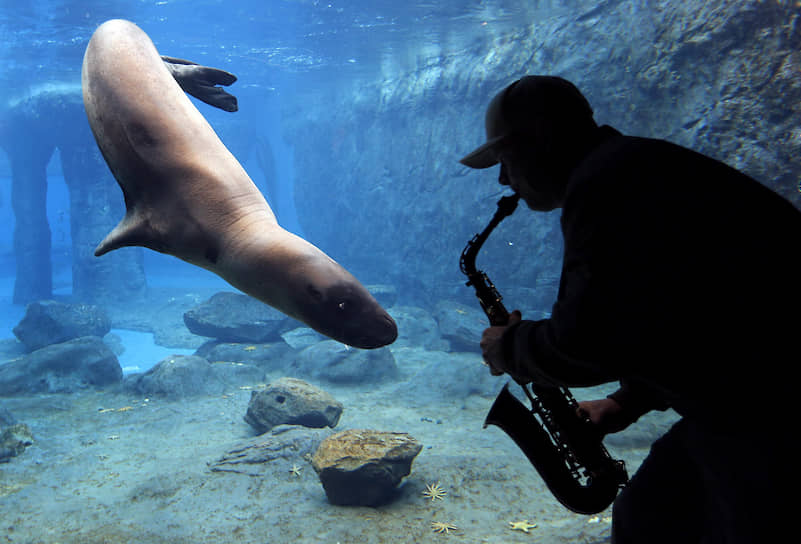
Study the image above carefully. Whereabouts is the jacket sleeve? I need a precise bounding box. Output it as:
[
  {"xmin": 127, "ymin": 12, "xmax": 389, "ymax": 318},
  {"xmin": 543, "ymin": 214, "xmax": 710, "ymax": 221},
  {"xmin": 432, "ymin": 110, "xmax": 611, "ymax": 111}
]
[
  {"xmin": 500, "ymin": 323, "xmax": 671, "ymax": 417},
  {"xmin": 607, "ymin": 379, "xmax": 671, "ymax": 422},
  {"xmin": 499, "ymin": 318, "xmax": 620, "ymax": 387}
]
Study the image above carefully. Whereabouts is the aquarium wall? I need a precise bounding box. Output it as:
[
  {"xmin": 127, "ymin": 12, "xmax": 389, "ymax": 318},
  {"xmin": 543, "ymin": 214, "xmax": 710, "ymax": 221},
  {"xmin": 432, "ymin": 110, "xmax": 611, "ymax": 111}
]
[{"xmin": 281, "ymin": 0, "xmax": 800, "ymax": 311}]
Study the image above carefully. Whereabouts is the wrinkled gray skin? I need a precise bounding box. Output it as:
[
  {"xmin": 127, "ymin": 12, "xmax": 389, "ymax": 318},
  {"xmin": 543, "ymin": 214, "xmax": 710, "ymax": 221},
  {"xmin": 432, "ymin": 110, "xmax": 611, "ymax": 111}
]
[{"xmin": 82, "ymin": 19, "xmax": 397, "ymax": 349}]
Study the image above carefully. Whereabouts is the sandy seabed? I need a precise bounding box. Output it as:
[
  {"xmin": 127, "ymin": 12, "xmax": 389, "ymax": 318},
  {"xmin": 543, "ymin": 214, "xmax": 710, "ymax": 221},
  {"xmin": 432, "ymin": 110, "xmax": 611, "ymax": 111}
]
[
  {"xmin": 0, "ymin": 282, "xmax": 673, "ymax": 544},
  {"xmin": 0, "ymin": 365, "xmax": 671, "ymax": 544}
]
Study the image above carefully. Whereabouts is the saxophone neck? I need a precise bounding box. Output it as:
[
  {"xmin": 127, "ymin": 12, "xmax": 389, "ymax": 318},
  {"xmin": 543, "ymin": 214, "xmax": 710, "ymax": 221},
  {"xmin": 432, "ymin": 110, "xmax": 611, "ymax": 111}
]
[{"xmin": 460, "ymin": 193, "xmax": 520, "ymax": 277}]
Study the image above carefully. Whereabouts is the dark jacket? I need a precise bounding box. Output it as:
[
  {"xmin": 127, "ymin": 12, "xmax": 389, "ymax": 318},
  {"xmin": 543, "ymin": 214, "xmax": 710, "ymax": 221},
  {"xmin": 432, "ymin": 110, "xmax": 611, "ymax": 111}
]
[{"xmin": 500, "ymin": 126, "xmax": 801, "ymax": 427}]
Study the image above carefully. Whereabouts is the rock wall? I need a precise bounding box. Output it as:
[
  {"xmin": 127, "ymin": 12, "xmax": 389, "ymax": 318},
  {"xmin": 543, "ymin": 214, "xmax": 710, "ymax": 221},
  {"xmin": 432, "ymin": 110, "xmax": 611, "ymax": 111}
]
[
  {"xmin": 0, "ymin": 90, "xmax": 147, "ymax": 305},
  {"xmin": 59, "ymin": 114, "xmax": 147, "ymax": 304},
  {"xmin": 282, "ymin": 0, "xmax": 800, "ymax": 311}
]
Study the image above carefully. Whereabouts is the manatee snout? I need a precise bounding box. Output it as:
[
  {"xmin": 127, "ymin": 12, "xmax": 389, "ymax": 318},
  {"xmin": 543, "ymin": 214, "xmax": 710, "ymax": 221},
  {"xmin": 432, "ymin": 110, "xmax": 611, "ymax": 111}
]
[
  {"xmin": 299, "ymin": 281, "xmax": 397, "ymax": 349},
  {"xmin": 349, "ymin": 310, "xmax": 398, "ymax": 349}
]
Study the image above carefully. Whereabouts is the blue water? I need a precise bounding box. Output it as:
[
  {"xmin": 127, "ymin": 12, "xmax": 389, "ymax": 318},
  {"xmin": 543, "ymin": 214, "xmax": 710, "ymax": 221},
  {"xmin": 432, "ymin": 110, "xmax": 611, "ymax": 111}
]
[
  {"xmin": 0, "ymin": 0, "xmax": 545, "ymax": 313},
  {"xmin": 0, "ymin": 0, "xmax": 563, "ymax": 373}
]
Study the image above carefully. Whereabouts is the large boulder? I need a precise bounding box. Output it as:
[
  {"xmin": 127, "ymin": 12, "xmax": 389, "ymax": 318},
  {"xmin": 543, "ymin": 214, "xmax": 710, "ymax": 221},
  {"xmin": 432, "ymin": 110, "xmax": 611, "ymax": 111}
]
[
  {"xmin": 183, "ymin": 292, "xmax": 291, "ymax": 343},
  {"xmin": 209, "ymin": 361, "xmax": 266, "ymax": 389},
  {"xmin": 194, "ymin": 340, "xmax": 294, "ymax": 372},
  {"xmin": 244, "ymin": 377, "xmax": 343, "ymax": 434},
  {"xmin": 311, "ymin": 429, "xmax": 422, "ymax": 506},
  {"xmin": 280, "ymin": 327, "xmax": 325, "ymax": 350},
  {"xmin": 434, "ymin": 300, "xmax": 486, "ymax": 353},
  {"xmin": 388, "ymin": 306, "xmax": 448, "ymax": 350},
  {"xmin": 292, "ymin": 341, "xmax": 399, "ymax": 384},
  {"xmin": 0, "ymin": 336, "xmax": 121, "ymax": 395},
  {"xmin": 124, "ymin": 354, "xmax": 226, "ymax": 399},
  {"xmin": 390, "ymin": 350, "xmax": 499, "ymax": 401},
  {"xmin": 12, "ymin": 300, "xmax": 111, "ymax": 351}
]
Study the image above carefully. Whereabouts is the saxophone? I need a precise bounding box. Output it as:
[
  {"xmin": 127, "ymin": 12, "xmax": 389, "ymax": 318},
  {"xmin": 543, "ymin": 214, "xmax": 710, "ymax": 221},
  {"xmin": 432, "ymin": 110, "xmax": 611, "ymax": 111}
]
[{"xmin": 459, "ymin": 194, "xmax": 628, "ymax": 515}]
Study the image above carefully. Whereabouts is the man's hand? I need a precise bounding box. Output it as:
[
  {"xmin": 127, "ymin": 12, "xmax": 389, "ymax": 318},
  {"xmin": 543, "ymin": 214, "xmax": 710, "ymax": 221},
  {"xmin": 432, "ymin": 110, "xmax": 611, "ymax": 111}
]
[
  {"xmin": 480, "ymin": 309, "xmax": 522, "ymax": 377},
  {"xmin": 162, "ymin": 56, "xmax": 238, "ymax": 112},
  {"xmin": 577, "ymin": 398, "xmax": 631, "ymax": 435}
]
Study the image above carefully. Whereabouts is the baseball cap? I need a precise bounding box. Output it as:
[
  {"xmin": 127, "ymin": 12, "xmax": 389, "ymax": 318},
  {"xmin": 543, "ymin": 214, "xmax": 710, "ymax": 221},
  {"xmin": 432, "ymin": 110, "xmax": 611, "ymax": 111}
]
[{"xmin": 459, "ymin": 75, "xmax": 594, "ymax": 169}]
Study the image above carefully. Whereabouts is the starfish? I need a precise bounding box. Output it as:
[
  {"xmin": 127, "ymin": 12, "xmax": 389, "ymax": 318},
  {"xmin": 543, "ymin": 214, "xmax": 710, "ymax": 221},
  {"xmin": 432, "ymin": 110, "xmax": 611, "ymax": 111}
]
[
  {"xmin": 430, "ymin": 521, "xmax": 458, "ymax": 534},
  {"xmin": 289, "ymin": 464, "xmax": 302, "ymax": 477},
  {"xmin": 509, "ymin": 520, "xmax": 537, "ymax": 533},
  {"xmin": 422, "ymin": 482, "xmax": 447, "ymax": 501}
]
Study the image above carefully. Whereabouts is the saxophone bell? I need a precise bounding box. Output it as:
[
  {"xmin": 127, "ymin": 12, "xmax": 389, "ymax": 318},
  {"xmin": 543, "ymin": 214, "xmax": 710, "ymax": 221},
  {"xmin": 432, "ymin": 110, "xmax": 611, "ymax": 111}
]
[{"xmin": 484, "ymin": 383, "xmax": 627, "ymax": 515}]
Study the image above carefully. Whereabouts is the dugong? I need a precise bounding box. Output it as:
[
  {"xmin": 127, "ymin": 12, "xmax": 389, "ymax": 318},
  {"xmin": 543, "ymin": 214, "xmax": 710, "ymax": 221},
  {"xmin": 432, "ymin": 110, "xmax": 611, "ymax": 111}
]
[{"xmin": 81, "ymin": 19, "xmax": 397, "ymax": 349}]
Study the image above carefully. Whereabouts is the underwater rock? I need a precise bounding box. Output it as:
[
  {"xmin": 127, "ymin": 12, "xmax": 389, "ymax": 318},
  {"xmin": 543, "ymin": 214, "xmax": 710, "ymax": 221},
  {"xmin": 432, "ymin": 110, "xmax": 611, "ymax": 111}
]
[
  {"xmin": 434, "ymin": 300, "xmax": 486, "ymax": 353},
  {"xmin": 244, "ymin": 377, "xmax": 343, "ymax": 434},
  {"xmin": 0, "ymin": 336, "xmax": 121, "ymax": 395},
  {"xmin": 128, "ymin": 475, "xmax": 182, "ymax": 503},
  {"xmin": 150, "ymin": 291, "xmax": 216, "ymax": 349},
  {"xmin": 0, "ymin": 423, "xmax": 34, "ymax": 463},
  {"xmin": 280, "ymin": 327, "xmax": 325, "ymax": 350},
  {"xmin": 153, "ymin": 321, "xmax": 208, "ymax": 350},
  {"xmin": 125, "ymin": 354, "xmax": 226, "ymax": 399},
  {"xmin": 194, "ymin": 340, "xmax": 293, "ymax": 372},
  {"xmin": 183, "ymin": 292, "xmax": 292, "ymax": 343},
  {"xmin": 209, "ymin": 361, "xmax": 265, "ymax": 388},
  {"xmin": 101, "ymin": 288, "xmax": 211, "ymax": 349},
  {"xmin": 102, "ymin": 332, "xmax": 125, "ymax": 357},
  {"xmin": 210, "ymin": 424, "xmax": 331, "ymax": 477},
  {"xmin": 388, "ymin": 306, "xmax": 448, "ymax": 351},
  {"xmin": 292, "ymin": 341, "xmax": 399, "ymax": 384},
  {"xmin": 12, "ymin": 300, "xmax": 111, "ymax": 351},
  {"xmin": 366, "ymin": 284, "xmax": 398, "ymax": 309},
  {"xmin": 390, "ymin": 350, "xmax": 499, "ymax": 401},
  {"xmin": 311, "ymin": 429, "xmax": 422, "ymax": 506},
  {"xmin": 0, "ymin": 339, "xmax": 26, "ymax": 363}
]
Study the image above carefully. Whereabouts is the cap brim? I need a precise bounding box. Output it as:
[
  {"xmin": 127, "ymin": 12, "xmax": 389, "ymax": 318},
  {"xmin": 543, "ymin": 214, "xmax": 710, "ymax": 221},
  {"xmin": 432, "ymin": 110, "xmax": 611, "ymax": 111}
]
[{"xmin": 459, "ymin": 135, "xmax": 505, "ymax": 169}]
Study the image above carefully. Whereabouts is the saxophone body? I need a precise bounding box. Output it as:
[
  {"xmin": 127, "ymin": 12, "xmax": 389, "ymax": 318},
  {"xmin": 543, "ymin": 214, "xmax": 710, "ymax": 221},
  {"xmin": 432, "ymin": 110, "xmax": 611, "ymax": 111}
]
[{"xmin": 460, "ymin": 194, "xmax": 627, "ymax": 515}]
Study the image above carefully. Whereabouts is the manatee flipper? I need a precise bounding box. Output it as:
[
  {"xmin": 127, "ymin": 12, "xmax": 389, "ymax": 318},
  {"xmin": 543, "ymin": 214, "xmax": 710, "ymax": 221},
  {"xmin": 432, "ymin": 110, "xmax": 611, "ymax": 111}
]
[{"xmin": 161, "ymin": 56, "xmax": 238, "ymax": 112}]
